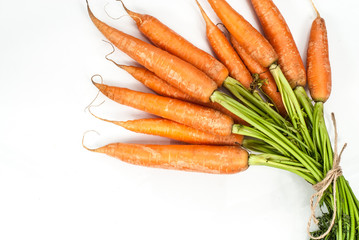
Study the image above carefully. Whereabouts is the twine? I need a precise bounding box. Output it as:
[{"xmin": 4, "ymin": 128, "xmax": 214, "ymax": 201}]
[{"xmin": 307, "ymin": 113, "xmax": 347, "ymax": 239}]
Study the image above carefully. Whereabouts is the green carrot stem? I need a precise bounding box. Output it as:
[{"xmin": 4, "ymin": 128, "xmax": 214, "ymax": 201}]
[
  {"xmin": 224, "ymin": 77, "xmax": 286, "ymax": 126},
  {"xmin": 249, "ymin": 154, "xmax": 316, "ymax": 184},
  {"xmin": 242, "ymin": 138, "xmax": 281, "ymax": 155},
  {"xmin": 270, "ymin": 64, "xmax": 315, "ymax": 155},
  {"xmin": 294, "ymin": 86, "xmax": 314, "ymax": 123}
]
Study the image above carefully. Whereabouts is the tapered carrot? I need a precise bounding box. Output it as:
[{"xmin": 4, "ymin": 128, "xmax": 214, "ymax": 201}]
[
  {"xmin": 307, "ymin": 5, "xmax": 331, "ymax": 102},
  {"xmin": 90, "ymin": 113, "xmax": 243, "ymax": 145},
  {"xmin": 250, "ymin": 0, "xmax": 306, "ymax": 88},
  {"xmin": 117, "ymin": 64, "xmax": 195, "ymax": 102},
  {"xmin": 195, "ymin": 0, "xmax": 253, "ymax": 89},
  {"xmin": 118, "ymin": 1, "xmax": 229, "ymax": 86},
  {"xmin": 83, "ymin": 141, "xmax": 248, "ymax": 174},
  {"xmin": 116, "ymin": 64, "xmax": 247, "ymax": 124},
  {"xmin": 230, "ymin": 35, "xmax": 286, "ymax": 116},
  {"xmin": 92, "ymin": 81, "xmax": 234, "ymax": 136},
  {"xmin": 207, "ymin": 0, "xmax": 278, "ymax": 68},
  {"xmin": 87, "ymin": 1, "xmax": 217, "ymax": 102}
]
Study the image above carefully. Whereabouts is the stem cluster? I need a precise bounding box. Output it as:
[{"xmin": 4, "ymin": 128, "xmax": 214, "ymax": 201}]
[{"xmin": 211, "ymin": 63, "xmax": 358, "ymax": 239}]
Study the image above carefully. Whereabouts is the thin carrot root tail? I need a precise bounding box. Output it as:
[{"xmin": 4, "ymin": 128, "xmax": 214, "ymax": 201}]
[
  {"xmin": 117, "ymin": 0, "xmax": 143, "ymax": 25},
  {"xmin": 310, "ymin": 0, "xmax": 320, "ymax": 17},
  {"xmin": 82, "ymin": 130, "xmax": 101, "ymax": 152},
  {"xmin": 84, "ymin": 74, "xmax": 105, "ymax": 112},
  {"xmin": 103, "ymin": 40, "xmax": 125, "ymax": 68}
]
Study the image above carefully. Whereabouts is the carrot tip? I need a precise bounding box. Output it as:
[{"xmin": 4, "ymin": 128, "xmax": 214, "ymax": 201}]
[{"xmin": 82, "ymin": 130, "xmax": 101, "ymax": 152}]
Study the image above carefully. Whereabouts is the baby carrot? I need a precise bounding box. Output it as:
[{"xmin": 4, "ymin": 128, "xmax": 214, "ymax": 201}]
[
  {"xmin": 84, "ymin": 141, "xmax": 248, "ymax": 174},
  {"xmin": 119, "ymin": 1, "xmax": 229, "ymax": 86},
  {"xmin": 195, "ymin": 0, "xmax": 253, "ymax": 89},
  {"xmin": 87, "ymin": 1, "xmax": 217, "ymax": 102},
  {"xmin": 250, "ymin": 0, "xmax": 306, "ymax": 88},
  {"xmin": 207, "ymin": 0, "xmax": 278, "ymax": 68},
  {"xmin": 90, "ymin": 114, "xmax": 243, "ymax": 145},
  {"xmin": 230, "ymin": 35, "xmax": 286, "ymax": 116},
  {"xmin": 92, "ymin": 81, "xmax": 234, "ymax": 136},
  {"xmin": 307, "ymin": 5, "xmax": 331, "ymax": 102}
]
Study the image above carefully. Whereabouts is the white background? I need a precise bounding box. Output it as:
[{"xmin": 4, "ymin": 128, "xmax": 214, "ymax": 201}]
[{"xmin": 0, "ymin": 0, "xmax": 358, "ymax": 239}]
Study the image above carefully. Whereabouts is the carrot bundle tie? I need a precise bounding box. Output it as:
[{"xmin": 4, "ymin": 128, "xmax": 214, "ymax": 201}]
[{"xmin": 307, "ymin": 113, "xmax": 347, "ymax": 239}]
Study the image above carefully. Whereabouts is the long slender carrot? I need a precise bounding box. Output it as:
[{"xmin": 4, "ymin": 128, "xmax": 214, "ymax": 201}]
[
  {"xmin": 90, "ymin": 113, "xmax": 243, "ymax": 145},
  {"xmin": 83, "ymin": 141, "xmax": 248, "ymax": 174},
  {"xmin": 118, "ymin": 1, "xmax": 229, "ymax": 86},
  {"xmin": 230, "ymin": 35, "xmax": 286, "ymax": 116},
  {"xmin": 87, "ymin": 1, "xmax": 217, "ymax": 102},
  {"xmin": 250, "ymin": 0, "xmax": 306, "ymax": 88},
  {"xmin": 207, "ymin": 0, "xmax": 278, "ymax": 68},
  {"xmin": 117, "ymin": 64, "xmax": 195, "ymax": 102},
  {"xmin": 307, "ymin": 5, "xmax": 331, "ymax": 102},
  {"xmin": 116, "ymin": 64, "xmax": 247, "ymax": 124},
  {"xmin": 195, "ymin": 0, "xmax": 253, "ymax": 89},
  {"xmin": 92, "ymin": 81, "xmax": 234, "ymax": 136}
]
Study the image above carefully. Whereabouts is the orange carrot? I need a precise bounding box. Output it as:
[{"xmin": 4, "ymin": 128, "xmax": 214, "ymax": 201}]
[
  {"xmin": 195, "ymin": 0, "xmax": 253, "ymax": 89},
  {"xmin": 307, "ymin": 5, "xmax": 331, "ymax": 102},
  {"xmin": 119, "ymin": 1, "xmax": 229, "ymax": 86},
  {"xmin": 250, "ymin": 0, "xmax": 306, "ymax": 88},
  {"xmin": 87, "ymin": 1, "xmax": 217, "ymax": 102},
  {"xmin": 117, "ymin": 64, "xmax": 195, "ymax": 102},
  {"xmin": 90, "ymin": 114, "xmax": 243, "ymax": 145},
  {"xmin": 207, "ymin": 0, "xmax": 278, "ymax": 68},
  {"xmin": 92, "ymin": 81, "xmax": 234, "ymax": 136},
  {"xmin": 230, "ymin": 35, "xmax": 286, "ymax": 116},
  {"xmin": 116, "ymin": 64, "xmax": 247, "ymax": 124},
  {"xmin": 84, "ymin": 142, "xmax": 248, "ymax": 174}
]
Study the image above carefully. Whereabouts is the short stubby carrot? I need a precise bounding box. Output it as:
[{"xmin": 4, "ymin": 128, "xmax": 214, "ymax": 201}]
[
  {"xmin": 196, "ymin": 0, "xmax": 253, "ymax": 89},
  {"xmin": 119, "ymin": 1, "xmax": 229, "ymax": 86},
  {"xmin": 250, "ymin": 0, "xmax": 306, "ymax": 88},
  {"xmin": 207, "ymin": 0, "xmax": 278, "ymax": 68},
  {"xmin": 87, "ymin": 2, "xmax": 217, "ymax": 102},
  {"xmin": 117, "ymin": 64, "xmax": 247, "ymax": 124},
  {"xmin": 307, "ymin": 10, "xmax": 331, "ymax": 102},
  {"xmin": 93, "ymin": 81, "xmax": 234, "ymax": 136},
  {"xmin": 230, "ymin": 35, "xmax": 286, "ymax": 116},
  {"xmin": 84, "ymin": 143, "xmax": 249, "ymax": 174},
  {"xmin": 91, "ymin": 116, "xmax": 243, "ymax": 145}
]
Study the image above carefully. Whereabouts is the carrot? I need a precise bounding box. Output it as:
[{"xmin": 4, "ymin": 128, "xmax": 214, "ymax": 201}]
[
  {"xmin": 118, "ymin": 1, "xmax": 229, "ymax": 86},
  {"xmin": 87, "ymin": 1, "xmax": 217, "ymax": 102},
  {"xmin": 83, "ymin": 140, "xmax": 248, "ymax": 174},
  {"xmin": 207, "ymin": 0, "xmax": 278, "ymax": 68},
  {"xmin": 117, "ymin": 64, "xmax": 195, "ymax": 102},
  {"xmin": 89, "ymin": 113, "xmax": 243, "ymax": 145},
  {"xmin": 250, "ymin": 0, "xmax": 306, "ymax": 88},
  {"xmin": 92, "ymin": 81, "xmax": 234, "ymax": 136},
  {"xmin": 230, "ymin": 35, "xmax": 286, "ymax": 116},
  {"xmin": 307, "ymin": 4, "xmax": 331, "ymax": 102},
  {"xmin": 195, "ymin": 0, "xmax": 253, "ymax": 89},
  {"xmin": 115, "ymin": 63, "xmax": 247, "ymax": 124}
]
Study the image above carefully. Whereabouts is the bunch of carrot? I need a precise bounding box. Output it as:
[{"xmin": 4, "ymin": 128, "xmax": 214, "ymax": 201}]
[{"xmin": 83, "ymin": 0, "xmax": 358, "ymax": 239}]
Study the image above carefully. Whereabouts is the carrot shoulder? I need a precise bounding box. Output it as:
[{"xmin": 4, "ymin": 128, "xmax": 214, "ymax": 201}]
[
  {"xmin": 120, "ymin": 2, "xmax": 229, "ymax": 86},
  {"xmin": 207, "ymin": 0, "xmax": 278, "ymax": 68},
  {"xmin": 250, "ymin": 0, "xmax": 306, "ymax": 88},
  {"xmin": 93, "ymin": 82, "xmax": 234, "ymax": 136},
  {"xmin": 230, "ymin": 35, "xmax": 286, "ymax": 116},
  {"xmin": 196, "ymin": 0, "xmax": 253, "ymax": 89},
  {"xmin": 87, "ymin": 3, "xmax": 217, "ymax": 102},
  {"xmin": 85, "ymin": 143, "xmax": 248, "ymax": 174},
  {"xmin": 307, "ymin": 11, "xmax": 331, "ymax": 102}
]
